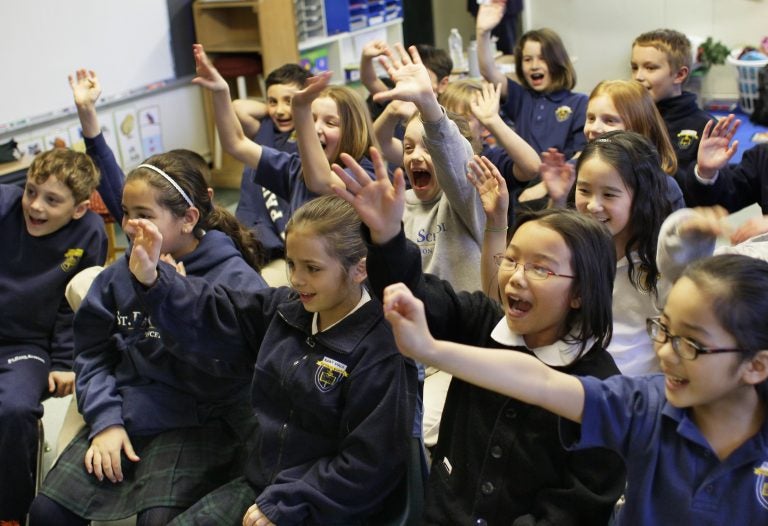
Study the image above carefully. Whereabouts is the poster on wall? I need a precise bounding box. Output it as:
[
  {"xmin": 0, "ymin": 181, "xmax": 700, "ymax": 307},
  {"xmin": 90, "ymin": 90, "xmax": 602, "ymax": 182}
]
[
  {"xmin": 17, "ymin": 137, "xmax": 44, "ymax": 158},
  {"xmin": 114, "ymin": 108, "xmax": 143, "ymax": 170},
  {"xmin": 99, "ymin": 112, "xmax": 123, "ymax": 167},
  {"xmin": 68, "ymin": 124, "xmax": 86, "ymax": 153},
  {"xmin": 138, "ymin": 106, "xmax": 163, "ymax": 158}
]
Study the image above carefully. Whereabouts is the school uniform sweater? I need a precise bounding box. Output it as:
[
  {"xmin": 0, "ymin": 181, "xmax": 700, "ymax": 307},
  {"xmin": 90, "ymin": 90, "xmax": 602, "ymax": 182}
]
[
  {"xmin": 252, "ymin": 147, "xmax": 376, "ymax": 214},
  {"xmin": 84, "ymin": 133, "xmax": 125, "ymax": 222},
  {"xmin": 404, "ymin": 110, "xmax": 485, "ymax": 292},
  {"xmin": 236, "ymin": 121, "xmax": 296, "ymax": 261},
  {"xmin": 657, "ymin": 91, "xmax": 712, "ymax": 174},
  {"xmin": 74, "ymin": 230, "xmax": 266, "ymax": 439},
  {"xmin": 0, "ymin": 185, "xmax": 107, "ymax": 368},
  {"xmin": 503, "ymin": 80, "xmax": 588, "ymax": 159},
  {"xmin": 680, "ymin": 144, "xmax": 768, "ymax": 213},
  {"xmin": 365, "ymin": 227, "xmax": 625, "ymax": 526},
  {"xmin": 562, "ymin": 375, "xmax": 768, "ymax": 525},
  {"xmin": 136, "ymin": 270, "xmax": 419, "ymax": 524}
]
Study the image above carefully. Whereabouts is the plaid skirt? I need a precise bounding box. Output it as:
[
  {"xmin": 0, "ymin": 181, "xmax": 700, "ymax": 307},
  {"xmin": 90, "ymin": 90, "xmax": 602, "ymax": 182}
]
[
  {"xmin": 39, "ymin": 403, "xmax": 257, "ymax": 521},
  {"xmin": 169, "ymin": 476, "xmax": 257, "ymax": 526}
]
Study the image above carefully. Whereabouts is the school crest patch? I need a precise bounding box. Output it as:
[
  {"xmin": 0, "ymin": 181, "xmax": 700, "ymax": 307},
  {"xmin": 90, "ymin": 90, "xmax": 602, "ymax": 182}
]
[
  {"xmin": 554, "ymin": 105, "xmax": 573, "ymax": 122},
  {"xmin": 676, "ymin": 129, "xmax": 699, "ymax": 150},
  {"xmin": 755, "ymin": 461, "xmax": 768, "ymax": 510},
  {"xmin": 60, "ymin": 248, "xmax": 84, "ymax": 272},
  {"xmin": 314, "ymin": 356, "xmax": 349, "ymax": 392}
]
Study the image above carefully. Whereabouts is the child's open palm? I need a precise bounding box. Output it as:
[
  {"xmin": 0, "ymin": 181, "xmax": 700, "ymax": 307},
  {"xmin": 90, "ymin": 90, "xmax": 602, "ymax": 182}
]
[
  {"xmin": 125, "ymin": 219, "xmax": 163, "ymax": 286},
  {"xmin": 290, "ymin": 71, "xmax": 333, "ymax": 108},
  {"xmin": 697, "ymin": 114, "xmax": 741, "ymax": 179},
  {"xmin": 333, "ymin": 148, "xmax": 405, "ymax": 244},
  {"xmin": 540, "ymin": 148, "xmax": 575, "ymax": 207},
  {"xmin": 470, "ymin": 82, "xmax": 502, "ymax": 125},
  {"xmin": 466, "ymin": 155, "xmax": 508, "ymax": 227},
  {"xmin": 373, "ymin": 44, "xmax": 434, "ymax": 106},
  {"xmin": 476, "ymin": 0, "xmax": 507, "ymax": 32},
  {"xmin": 68, "ymin": 69, "xmax": 102, "ymax": 108},
  {"xmin": 191, "ymin": 43, "xmax": 228, "ymax": 92}
]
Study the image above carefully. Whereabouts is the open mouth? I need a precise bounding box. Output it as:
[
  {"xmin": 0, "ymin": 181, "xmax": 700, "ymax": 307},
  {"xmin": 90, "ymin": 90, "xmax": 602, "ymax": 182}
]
[
  {"xmin": 411, "ymin": 169, "xmax": 432, "ymax": 189},
  {"xmin": 529, "ymin": 73, "xmax": 545, "ymax": 83},
  {"xmin": 276, "ymin": 118, "xmax": 292, "ymax": 128},
  {"xmin": 298, "ymin": 291, "xmax": 316, "ymax": 303},
  {"xmin": 27, "ymin": 216, "xmax": 46, "ymax": 226},
  {"xmin": 507, "ymin": 295, "xmax": 533, "ymax": 316},
  {"xmin": 664, "ymin": 373, "xmax": 689, "ymax": 391}
]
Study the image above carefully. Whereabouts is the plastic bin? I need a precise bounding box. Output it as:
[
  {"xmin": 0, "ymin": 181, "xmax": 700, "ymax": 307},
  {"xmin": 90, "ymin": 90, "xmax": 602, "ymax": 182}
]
[{"xmin": 727, "ymin": 48, "xmax": 768, "ymax": 115}]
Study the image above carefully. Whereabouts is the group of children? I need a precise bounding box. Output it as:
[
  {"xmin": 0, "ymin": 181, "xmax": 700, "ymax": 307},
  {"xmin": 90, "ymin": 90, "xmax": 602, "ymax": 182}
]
[{"xmin": 2, "ymin": 1, "xmax": 768, "ymax": 524}]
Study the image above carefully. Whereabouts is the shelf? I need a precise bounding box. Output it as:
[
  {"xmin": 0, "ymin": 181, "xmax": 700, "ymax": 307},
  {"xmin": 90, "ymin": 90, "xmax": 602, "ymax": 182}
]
[{"xmin": 298, "ymin": 17, "xmax": 403, "ymax": 51}]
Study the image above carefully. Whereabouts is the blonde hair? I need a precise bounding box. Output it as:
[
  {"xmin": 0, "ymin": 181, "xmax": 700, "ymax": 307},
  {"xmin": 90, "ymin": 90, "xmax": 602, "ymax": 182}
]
[
  {"xmin": 28, "ymin": 148, "xmax": 100, "ymax": 204},
  {"xmin": 439, "ymin": 79, "xmax": 482, "ymax": 115},
  {"xmin": 589, "ymin": 80, "xmax": 678, "ymax": 175},
  {"xmin": 320, "ymin": 85, "xmax": 377, "ymax": 163},
  {"xmin": 633, "ymin": 29, "xmax": 692, "ymax": 74}
]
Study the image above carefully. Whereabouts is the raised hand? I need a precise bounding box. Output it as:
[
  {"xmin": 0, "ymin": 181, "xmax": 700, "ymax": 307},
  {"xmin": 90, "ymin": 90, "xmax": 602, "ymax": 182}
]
[
  {"xmin": 383, "ymin": 283, "xmax": 435, "ymax": 362},
  {"xmin": 332, "ymin": 147, "xmax": 405, "ymax": 244},
  {"xmin": 191, "ymin": 43, "xmax": 229, "ymax": 92},
  {"xmin": 85, "ymin": 425, "xmax": 140, "ymax": 483},
  {"xmin": 466, "ymin": 155, "xmax": 508, "ymax": 228},
  {"xmin": 290, "ymin": 71, "xmax": 333, "ymax": 108},
  {"xmin": 677, "ymin": 206, "xmax": 729, "ymax": 239},
  {"xmin": 373, "ymin": 44, "xmax": 436, "ymax": 112},
  {"xmin": 697, "ymin": 114, "xmax": 741, "ymax": 180},
  {"xmin": 68, "ymin": 69, "xmax": 102, "ymax": 109},
  {"xmin": 125, "ymin": 219, "xmax": 163, "ymax": 286},
  {"xmin": 540, "ymin": 148, "xmax": 575, "ymax": 207},
  {"xmin": 362, "ymin": 39, "xmax": 389, "ymax": 60},
  {"xmin": 476, "ymin": 0, "xmax": 507, "ymax": 33},
  {"xmin": 160, "ymin": 254, "xmax": 187, "ymax": 276},
  {"xmin": 469, "ymin": 82, "xmax": 502, "ymax": 125}
]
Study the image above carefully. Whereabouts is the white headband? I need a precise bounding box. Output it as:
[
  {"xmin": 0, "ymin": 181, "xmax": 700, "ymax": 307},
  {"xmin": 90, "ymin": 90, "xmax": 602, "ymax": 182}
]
[{"xmin": 137, "ymin": 163, "xmax": 194, "ymax": 207}]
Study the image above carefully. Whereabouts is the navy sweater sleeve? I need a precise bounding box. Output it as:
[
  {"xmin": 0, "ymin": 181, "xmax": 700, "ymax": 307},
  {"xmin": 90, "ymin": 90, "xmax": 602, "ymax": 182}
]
[
  {"xmin": 680, "ymin": 144, "xmax": 768, "ymax": 212},
  {"xmin": 84, "ymin": 133, "xmax": 125, "ymax": 222}
]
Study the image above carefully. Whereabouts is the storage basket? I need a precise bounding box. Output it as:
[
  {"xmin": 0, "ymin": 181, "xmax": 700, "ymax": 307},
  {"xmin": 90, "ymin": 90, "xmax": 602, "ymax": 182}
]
[{"xmin": 727, "ymin": 48, "xmax": 768, "ymax": 115}]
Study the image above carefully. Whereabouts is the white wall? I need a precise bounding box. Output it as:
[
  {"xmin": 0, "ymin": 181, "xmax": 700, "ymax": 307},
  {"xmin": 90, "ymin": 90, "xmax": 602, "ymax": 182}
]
[{"xmin": 525, "ymin": 0, "xmax": 768, "ymax": 100}]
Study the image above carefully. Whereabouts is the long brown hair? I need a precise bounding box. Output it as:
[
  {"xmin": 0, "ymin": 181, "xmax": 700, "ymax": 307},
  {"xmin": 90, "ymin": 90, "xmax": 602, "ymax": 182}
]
[{"xmin": 320, "ymin": 85, "xmax": 377, "ymax": 163}]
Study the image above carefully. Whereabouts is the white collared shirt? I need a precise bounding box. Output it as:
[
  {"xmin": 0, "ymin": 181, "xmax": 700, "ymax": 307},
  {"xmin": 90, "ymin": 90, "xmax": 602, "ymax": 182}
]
[
  {"xmin": 311, "ymin": 287, "xmax": 371, "ymax": 335},
  {"xmin": 490, "ymin": 319, "xmax": 596, "ymax": 367}
]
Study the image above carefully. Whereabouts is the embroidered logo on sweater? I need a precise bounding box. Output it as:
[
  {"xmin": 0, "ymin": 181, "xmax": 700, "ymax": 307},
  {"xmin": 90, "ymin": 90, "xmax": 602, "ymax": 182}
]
[
  {"xmin": 676, "ymin": 129, "xmax": 699, "ymax": 150},
  {"xmin": 554, "ymin": 105, "xmax": 573, "ymax": 122},
  {"xmin": 314, "ymin": 356, "xmax": 348, "ymax": 392},
  {"xmin": 60, "ymin": 248, "xmax": 84, "ymax": 272},
  {"xmin": 755, "ymin": 461, "xmax": 768, "ymax": 510}
]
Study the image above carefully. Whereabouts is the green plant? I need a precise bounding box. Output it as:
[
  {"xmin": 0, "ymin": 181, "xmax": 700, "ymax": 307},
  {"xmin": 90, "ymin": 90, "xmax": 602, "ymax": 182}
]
[{"xmin": 692, "ymin": 37, "xmax": 730, "ymax": 76}]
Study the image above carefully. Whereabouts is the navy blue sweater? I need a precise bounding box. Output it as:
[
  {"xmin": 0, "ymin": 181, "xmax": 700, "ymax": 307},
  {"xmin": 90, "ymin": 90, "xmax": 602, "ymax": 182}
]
[{"xmin": 0, "ymin": 185, "xmax": 107, "ymax": 369}]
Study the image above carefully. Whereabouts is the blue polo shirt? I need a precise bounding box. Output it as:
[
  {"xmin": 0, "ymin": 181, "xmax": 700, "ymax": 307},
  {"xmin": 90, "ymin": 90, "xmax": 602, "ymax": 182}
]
[
  {"xmin": 502, "ymin": 79, "xmax": 587, "ymax": 159},
  {"xmin": 561, "ymin": 374, "xmax": 768, "ymax": 525}
]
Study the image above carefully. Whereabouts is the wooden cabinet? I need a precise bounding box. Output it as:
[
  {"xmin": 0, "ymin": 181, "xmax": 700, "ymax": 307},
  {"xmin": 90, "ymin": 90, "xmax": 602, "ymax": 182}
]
[{"xmin": 193, "ymin": 0, "xmax": 300, "ymax": 188}]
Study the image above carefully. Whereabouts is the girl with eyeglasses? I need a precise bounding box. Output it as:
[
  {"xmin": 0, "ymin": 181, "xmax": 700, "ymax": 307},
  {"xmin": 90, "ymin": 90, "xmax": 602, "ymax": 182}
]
[
  {"xmin": 385, "ymin": 253, "xmax": 768, "ymax": 525},
  {"xmin": 335, "ymin": 151, "xmax": 625, "ymax": 525}
]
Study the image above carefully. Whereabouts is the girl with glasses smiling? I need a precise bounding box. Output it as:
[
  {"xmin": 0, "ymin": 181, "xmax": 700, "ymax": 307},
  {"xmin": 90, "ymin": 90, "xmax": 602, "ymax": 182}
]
[
  {"xmin": 384, "ymin": 253, "xmax": 768, "ymax": 525},
  {"xmin": 335, "ymin": 151, "xmax": 625, "ymax": 525}
]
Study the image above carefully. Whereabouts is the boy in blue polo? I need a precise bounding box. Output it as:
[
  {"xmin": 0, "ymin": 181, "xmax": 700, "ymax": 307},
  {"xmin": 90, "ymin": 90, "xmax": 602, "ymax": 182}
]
[
  {"xmin": 0, "ymin": 148, "xmax": 107, "ymax": 524},
  {"xmin": 632, "ymin": 29, "xmax": 713, "ymax": 174},
  {"xmin": 231, "ymin": 64, "xmax": 310, "ymax": 286}
]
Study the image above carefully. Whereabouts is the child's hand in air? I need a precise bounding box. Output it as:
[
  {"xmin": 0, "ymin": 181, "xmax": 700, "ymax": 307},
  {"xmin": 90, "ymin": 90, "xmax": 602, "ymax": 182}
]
[
  {"xmin": 362, "ymin": 40, "xmax": 389, "ymax": 61},
  {"xmin": 68, "ymin": 69, "xmax": 101, "ymax": 109},
  {"xmin": 383, "ymin": 283, "xmax": 436, "ymax": 362},
  {"xmin": 85, "ymin": 425, "xmax": 140, "ymax": 483},
  {"xmin": 191, "ymin": 44, "xmax": 229, "ymax": 93},
  {"xmin": 332, "ymin": 147, "xmax": 405, "ymax": 245},
  {"xmin": 540, "ymin": 148, "xmax": 575, "ymax": 207},
  {"xmin": 374, "ymin": 44, "xmax": 437, "ymax": 114},
  {"xmin": 466, "ymin": 155, "xmax": 508, "ymax": 228},
  {"xmin": 697, "ymin": 114, "xmax": 741, "ymax": 180},
  {"xmin": 125, "ymin": 219, "xmax": 163, "ymax": 286},
  {"xmin": 677, "ymin": 206, "xmax": 729, "ymax": 241},
  {"xmin": 470, "ymin": 82, "xmax": 502, "ymax": 125},
  {"xmin": 476, "ymin": 0, "xmax": 507, "ymax": 33},
  {"xmin": 290, "ymin": 71, "xmax": 333, "ymax": 109}
]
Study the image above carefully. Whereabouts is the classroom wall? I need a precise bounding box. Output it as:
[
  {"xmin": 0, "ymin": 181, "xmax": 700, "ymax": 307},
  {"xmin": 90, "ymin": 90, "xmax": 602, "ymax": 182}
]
[{"xmin": 525, "ymin": 0, "xmax": 768, "ymax": 100}]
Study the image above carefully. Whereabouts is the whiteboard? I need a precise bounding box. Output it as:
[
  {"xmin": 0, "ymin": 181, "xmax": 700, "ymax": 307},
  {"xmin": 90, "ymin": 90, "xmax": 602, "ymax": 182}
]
[{"xmin": 0, "ymin": 0, "xmax": 175, "ymax": 129}]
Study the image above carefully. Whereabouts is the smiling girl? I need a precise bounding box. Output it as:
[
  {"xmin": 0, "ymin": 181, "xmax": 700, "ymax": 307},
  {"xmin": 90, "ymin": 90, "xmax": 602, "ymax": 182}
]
[
  {"xmin": 335, "ymin": 150, "xmax": 625, "ymax": 525},
  {"xmin": 386, "ymin": 253, "xmax": 768, "ymax": 526}
]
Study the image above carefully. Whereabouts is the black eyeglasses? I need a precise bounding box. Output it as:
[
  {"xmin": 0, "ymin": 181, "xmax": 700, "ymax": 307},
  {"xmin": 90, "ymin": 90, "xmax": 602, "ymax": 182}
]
[
  {"xmin": 646, "ymin": 317, "xmax": 747, "ymax": 361},
  {"xmin": 492, "ymin": 254, "xmax": 575, "ymax": 281}
]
